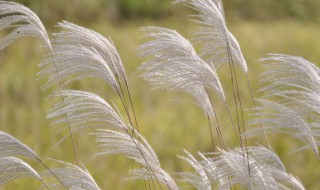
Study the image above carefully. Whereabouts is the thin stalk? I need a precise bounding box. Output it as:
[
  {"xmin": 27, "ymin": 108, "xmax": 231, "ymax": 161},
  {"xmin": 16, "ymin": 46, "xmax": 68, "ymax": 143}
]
[
  {"xmin": 132, "ymin": 159, "xmax": 150, "ymax": 190},
  {"xmin": 110, "ymin": 62, "xmax": 166, "ymax": 189},
  {"xmin": 114, "ymin": 86, "xmax": 155, "ymax": 189},
  {"xmin": 39, "ymin": 178, "xmax": 50, "ymax": 190},
  {"xmin": 213, "ymin": 107, "xmax": 226, "ymax": 149},
  {"xmin": 205, "ymin": 88, "xmax": 226, "ymax": 149},
  {"xmin": 224, "ymin": 101, "xmax": 241, "ymax": 145},
  {"xmin": 48, "ymin": 48, "xmax": 80, "ymax": 168},
  {"xmin": 124, "ymin": 79, "xmax": 140, "ymax": 133},
  {"xmin": 36, "ymin": 156, "xmax": 68, "ymax": 190},
  {"xmin": 229, "ymin": 57, "xmax": 250, "ymax": 175},
  {"xmin": 48, "ymin": 47, "xmax": 82, "ymax": 189},
  {"xmin": 123, "ymin": 127, "xmax": 165, "ymax": 190},
  {"xmin": 145, "ymin": 177, "xmax": 152, "ymax": 190},
  {"xmin": 113, "ymin": 71, "xmax": 139, "ymax": 134},
  {"xmin": 115, "ymin": 86, "xmax": 133, "ymax": 126},
  {"xmin": 223, "ymin": 32, "xmax": 250, "ymax": 176},
  {"xmin": 207, "ymin": 115, "xmax": 216, "ymax": 152},
  {"xmin": 114, "ymin": 76, "xmax": 133, "ymax": 127},
  {"xmin": 112, "ymin": 68, "xmax": 159, "ymax": 189},
  {"xmin": 203, "ymin": 88, "xmax": 217, "ymax": 152},
  {"xmin": 140, "ymin": 168, "xmax": 155, "ymax": 190},
  {"xmin": 245, "ymin": 73, "xmax": 270, "ymax": 148},
  {"xmin": 226, "ymin": 45, "xmax": 243, "ymax": 149},
  {"xmin": 112, "ymin": 71, "xmax": 163, "ymax": 189},
  {"xmin": 124, "ymin": 79, "xmax": 158, "ymax": 190}
]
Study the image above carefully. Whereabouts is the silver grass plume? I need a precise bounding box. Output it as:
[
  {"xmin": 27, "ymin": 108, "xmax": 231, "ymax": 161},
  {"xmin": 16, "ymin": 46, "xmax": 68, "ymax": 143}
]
[
  {"xmin": 139, "ymin": 27, "xmax": 224, "ymax": 99},
  {"xmin": 139, "ymin": 27, "xmax": 225, "ymax": 119},
  {"xmin": 259, "ymin": 54, "xmax": 320, "ymax": 93},
  {"xmin": 175, "ymin": 0, "xmax": 247, "ymax": 73},
  {"xmin": 248, "ymin": 99, "xmax": 319, "ymax": 157},
  {"xmin": 0, "ymin": 131, "xmax": 39, "ymax": 160},
  {"xmin": 95, "ymin": 129, "xmax": 178, "ymax": 190},
  {"xmin": 178, "ymin": 150, "xmax": 211, "ymax": 190},
  {"xmin": 180, "ymin": 147, "xmax": 305, "ymax": 190},
  {"xmin": 49, "ymin": 90, "xmax": 178, "ymax": 189},
  {"xmin": 0, "ymin": 0, "xmax": 51, "ymax": 50},
  {"xmin": 0, "ymin": 131, "xmax": 51, "ymax": 188},
  {"xmin": 185, "ymin": 85, "xmax": 218, "ymax": 120},
  {"xmin": 39, "ymin": 21, "xmax": 126, "ymax": 92},
  {"xmin": 0, "ymin": 156, "xmax": 41, "ymax": 186},
  {"xmin": 48, "ymin": 90, "xmax": 128, "ymax": 133},
  {"xmin": 38, "ymin": 21, "xmax": 134, "ymax": 164},
  {"xmin": 41, "ymin": 160, "xmax": 100, "ymax": 190},
  {"xmin": 247, "ymin": 54, "xmax": 320, "ymax": 157},
  {"xmin": 0, "ymin": 0, "xmax": 83, "ymax": 173},
  {"xmin": 174, "ymin": 0, "xmax": 254, "ymax": 150},
  {"xmin": 211, "ymin": 0, "xmax": 225, "ymax": 19}
]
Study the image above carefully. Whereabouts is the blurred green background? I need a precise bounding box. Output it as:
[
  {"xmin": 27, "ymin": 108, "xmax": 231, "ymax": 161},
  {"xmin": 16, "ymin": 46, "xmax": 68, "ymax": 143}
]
[
  {"xmin": 1, "ymin": 0, "xmax": 320, "ymax": 189},
  {"xmin": 12, "ymin": 0, "xmax": 320, "ymax": 24}
]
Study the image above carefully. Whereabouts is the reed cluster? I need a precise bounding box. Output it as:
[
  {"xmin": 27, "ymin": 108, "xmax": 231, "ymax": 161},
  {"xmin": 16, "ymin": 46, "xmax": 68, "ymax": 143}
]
[{"xmin": 0, "ymin": 1, "xmax": 318, "ymax": 189}]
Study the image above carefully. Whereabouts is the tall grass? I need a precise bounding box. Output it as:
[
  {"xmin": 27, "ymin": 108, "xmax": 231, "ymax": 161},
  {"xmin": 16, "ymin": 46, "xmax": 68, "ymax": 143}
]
[{"xmin": 0, "ymin": 0, "xmax": 319, "ymax": 189}]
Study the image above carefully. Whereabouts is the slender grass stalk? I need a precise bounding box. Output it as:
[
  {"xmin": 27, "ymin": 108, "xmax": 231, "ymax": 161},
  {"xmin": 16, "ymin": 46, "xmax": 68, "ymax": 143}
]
[
  {"xmin": 0, "ymin": 131, "xmax": 68, "ymax": 189},
  {"xmin": 205, "ymin": 88, "xmax": 226, "ymax": 149},
  {"xmin": 37, "ymin": 158, "xmax": 68, "ymax": 190},
  {"xmin": 1, "ymin": 1, "xmax": 318, "ymax": 189},
  {"xmin": 48, "ymin": 48, "xmax": 81, "ymax": 174},
  {"xmin": 0, "ymin": 0, "xmax": 81, "ymax": 171},
  {"xmin": 226, "ymin": 39, "xmax": 251, "ymax": 176},
  {"xmin": 139, "ymin": 27, "xmax": 226, "ymax": 151},
  {"xmin": 0, "ymin": 2, "xmax": 76, "ymax": 184},
  {"xmin": 224, "ymin": 101, "xmax": 241, "ymax": 145},
  {"xmin": 245, "ymin": 73, "xmax": 270, "ymax": 148},
  {"xmin": 226, "ymin": 46, "xmax": 243, "ymax": 148},
  {"xmin": 124, "ymin": 80, "xmax": 141, "ymax": 133}
]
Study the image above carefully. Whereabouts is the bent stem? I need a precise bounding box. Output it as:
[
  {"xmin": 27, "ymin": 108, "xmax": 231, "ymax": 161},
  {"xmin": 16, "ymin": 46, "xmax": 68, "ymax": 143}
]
[
  {"xmin": 36, "ymin": 156, "xmax": 68, "ymax": 190},
  {"xmin": 114, "ymin": 75, "xmax": 152, "ymax": 190},
  {"xmin": 205, "ymin": 88, "xmax": 226, "ymax": 150},
  {"xmin": 124, "ymin": 127, "xmax": 165, "ymax": 190},
  {"xmin": 245, "ymin": 73, "xmax": 270, "ymax": 148},
  {"xmin": 225, "ymin": 38, "xmax": 251, "ymax": 176},
  {"xmin": 124, "ymin": 79, "xmax": 140, "ymax": 133},
  {"xmin": 224, "ymin": 101, "xmax": 242, "ymax": 145},
  {"xmin": 48, "ymin": 47, "xmax": 82, "ymax": 188}
]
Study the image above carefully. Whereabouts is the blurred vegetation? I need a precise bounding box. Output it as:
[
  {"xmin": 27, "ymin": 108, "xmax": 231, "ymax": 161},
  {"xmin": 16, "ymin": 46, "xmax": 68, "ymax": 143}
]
[
  {"xmin": 224, "ymin": 0, "xmax": 320, "ymax": 21},
  {"xmin": 14, "ymin": 0, "xmax": 173, "ymax": 25},
  {"xmin": 13, "ymin": 0, "xmax": 320, "ymax": 25},
  {"xmin": 1, "ymin": 0, "xmax": 320, "ymax": 190}
]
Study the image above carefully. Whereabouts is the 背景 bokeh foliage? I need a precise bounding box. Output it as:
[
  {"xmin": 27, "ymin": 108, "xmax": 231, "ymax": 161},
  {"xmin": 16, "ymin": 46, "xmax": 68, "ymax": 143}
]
[{"xmin": 11, "ymin": 0, "xmax": 320, "ymax": 24}]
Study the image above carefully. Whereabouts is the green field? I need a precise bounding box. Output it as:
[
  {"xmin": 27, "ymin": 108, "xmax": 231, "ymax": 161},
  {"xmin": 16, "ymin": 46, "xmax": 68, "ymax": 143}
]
[{"xmin": 1, "ymin": 1, "xmax": 320, "ymax": 190}]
